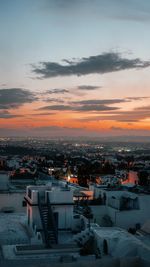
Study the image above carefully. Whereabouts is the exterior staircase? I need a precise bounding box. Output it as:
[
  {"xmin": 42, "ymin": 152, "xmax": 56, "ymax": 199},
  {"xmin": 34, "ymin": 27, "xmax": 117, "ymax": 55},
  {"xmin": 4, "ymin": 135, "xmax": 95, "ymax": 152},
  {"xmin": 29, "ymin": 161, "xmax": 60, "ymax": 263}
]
[{"xmin": 38, "ymin": 193, "xmax": 58, "ymax": 247}]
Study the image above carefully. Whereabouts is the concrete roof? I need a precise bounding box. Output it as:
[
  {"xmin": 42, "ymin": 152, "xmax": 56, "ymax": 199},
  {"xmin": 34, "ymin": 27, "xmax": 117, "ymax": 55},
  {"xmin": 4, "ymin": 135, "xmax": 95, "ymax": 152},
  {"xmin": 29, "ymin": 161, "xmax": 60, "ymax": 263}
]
[{"xmin": 0, "ymin": 213, "xmax": 30, "ymax": 245}]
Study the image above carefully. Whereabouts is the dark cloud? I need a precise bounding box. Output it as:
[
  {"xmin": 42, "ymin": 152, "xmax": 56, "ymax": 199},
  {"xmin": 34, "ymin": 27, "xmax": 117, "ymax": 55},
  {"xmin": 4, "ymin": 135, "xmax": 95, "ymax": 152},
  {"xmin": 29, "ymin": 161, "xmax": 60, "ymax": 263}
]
[
  {"xmin": 76, "ymin": 105, "xmax": 119, "ymax": 112},
  {"xmin": 0, "ymin": 88, "xmax": 37, "ymax": 109},
  {"xmin": 116, "ymin": 108, "xmax": 150, "ymax": 122},
  {"xmin": 71, "ymin": 99, "xmax": 128, "ymax": 105},
  {"xmin": 44, "ymin": 98, "xmax": 64, "ymax": 103},
  {"xmin": 78, "ymin": 116, "xmax": 138, "ymax": 123},
  {"xmin": 32, "ymin": 52, "xmax": 150, "ymax": 78},
  {"xmin": 39, "ymin": 104, "xmax": 119, "ymax": 112},
  {"xmin": 126, "ymin": 96, "xmax": 150, "ymax": 101},
  {"xmin": 0, "ymin": 110, "xmax": 23, "ymax": 119},
  {"xmin": 77, "ymin": 85, "xmax": 100, "ymax": 90},
  {"xmin": 135, "ymin": 105, "xmax": 150, "ymax": 110},
  {"xmin": 78, "ymin": 108, "xmax": 150, "ymax": 122},
  {"xmin": 38, "ymin": 96, "xmax": 150, "ymax": 119},
  {"xmin": 46, "ymin": 89, "xmax": 69, "ymax": 94},
  {"xmin": 29, "ymin": 112, "xmax": 55, "ymax": 116},
  {"xmin": 39, "ymin": 97, "xmax": 127, "ymax": 112},
  {"xmin": 39, "ymin": 105, "xmax": 72, "ymax": 111}
]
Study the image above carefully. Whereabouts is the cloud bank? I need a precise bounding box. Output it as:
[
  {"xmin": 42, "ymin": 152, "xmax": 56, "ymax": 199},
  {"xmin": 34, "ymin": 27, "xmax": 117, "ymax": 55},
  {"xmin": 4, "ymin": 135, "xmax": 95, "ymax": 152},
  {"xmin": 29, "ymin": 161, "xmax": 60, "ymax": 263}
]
[
  {"xmin": 33, "ymin": 52, "xmax": 150, "ymax": 78},
  {"xmin": 0, "ymin": 88, "xmax": 37, "ymax": 109}
]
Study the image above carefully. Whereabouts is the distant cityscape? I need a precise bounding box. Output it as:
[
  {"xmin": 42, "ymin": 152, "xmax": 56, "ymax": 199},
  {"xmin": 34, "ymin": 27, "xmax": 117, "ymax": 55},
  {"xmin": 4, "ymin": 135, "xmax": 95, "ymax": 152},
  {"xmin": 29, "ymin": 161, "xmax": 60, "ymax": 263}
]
[{"xmin": 0, "ymin": 138, "xmax": 150, "ymax": 266}]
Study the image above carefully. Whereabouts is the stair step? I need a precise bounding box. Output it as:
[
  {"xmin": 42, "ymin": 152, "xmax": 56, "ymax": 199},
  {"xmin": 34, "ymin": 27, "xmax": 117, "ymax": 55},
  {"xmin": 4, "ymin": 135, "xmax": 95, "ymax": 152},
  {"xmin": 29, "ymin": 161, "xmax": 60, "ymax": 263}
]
[
  {"xmin": 39, "ymin": 200, "xmax": 57, "ymax": 246},
  {"xmin": 48, "ymin": 234, "xmax": 56, "ymax": 237}
]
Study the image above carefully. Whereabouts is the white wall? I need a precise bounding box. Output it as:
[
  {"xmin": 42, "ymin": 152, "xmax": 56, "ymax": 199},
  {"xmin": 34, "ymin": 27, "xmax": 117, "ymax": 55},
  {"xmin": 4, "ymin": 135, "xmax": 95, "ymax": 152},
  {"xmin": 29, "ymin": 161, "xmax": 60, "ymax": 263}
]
[
  {"xmin": 52, "ymin": 205, "xmax": 73, "ymax": 229},
  {"xmin": 90, "ymin": 205, "xmax": 108, "ymax": 225},
  {"xmin": 91, "ymin": 194, "xmax": 150, "ymax": 229},
  {"xmin": 113, "ymin": 195, "xmax": 150, "ymax": 229},
  {"xmin": 48, "ymin": 189, "xmax": 73, "ymax": 204},
  {"xmin": 29, "ymin": 204, "xmax": 73, "ymax": 230}
]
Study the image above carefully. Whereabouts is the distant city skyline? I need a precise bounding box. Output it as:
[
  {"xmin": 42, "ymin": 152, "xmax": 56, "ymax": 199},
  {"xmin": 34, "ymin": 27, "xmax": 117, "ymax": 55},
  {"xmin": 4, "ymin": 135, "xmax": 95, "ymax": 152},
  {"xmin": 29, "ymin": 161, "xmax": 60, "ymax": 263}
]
[{"xmin": 0, "ymin": 0, "xmax": 150, "ymax": 137}]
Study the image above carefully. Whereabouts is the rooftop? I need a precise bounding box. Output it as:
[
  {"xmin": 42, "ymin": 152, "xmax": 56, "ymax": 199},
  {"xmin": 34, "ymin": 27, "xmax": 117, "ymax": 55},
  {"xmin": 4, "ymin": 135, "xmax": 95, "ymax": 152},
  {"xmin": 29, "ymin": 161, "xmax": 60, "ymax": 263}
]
[{"xmin": 0, "ymin": 213, "xmax": 30, "ymax": 245}]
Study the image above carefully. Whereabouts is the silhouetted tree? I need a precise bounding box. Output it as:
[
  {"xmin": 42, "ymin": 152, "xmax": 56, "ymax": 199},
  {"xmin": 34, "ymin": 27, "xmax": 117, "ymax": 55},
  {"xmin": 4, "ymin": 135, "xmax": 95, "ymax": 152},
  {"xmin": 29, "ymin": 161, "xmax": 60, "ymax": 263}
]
[
  {"xmin": 77, "ymin": 164, "xmax": 89, "ymax": 187},
  {"xmin": 102, "ymin": 161, "xmax": 115, "ymax": 175},
  {"xmin": 138, "ymin": 171, "xmax": 149, "ymax": 186}
]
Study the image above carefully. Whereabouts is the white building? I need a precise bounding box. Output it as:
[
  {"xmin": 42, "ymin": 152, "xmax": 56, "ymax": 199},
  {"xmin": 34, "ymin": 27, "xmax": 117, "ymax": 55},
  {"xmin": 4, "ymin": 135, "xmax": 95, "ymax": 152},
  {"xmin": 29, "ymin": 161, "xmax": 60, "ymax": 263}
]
[
  {"xmin": 89, "ymin": 184, "xmax": 150, "ymax": 230},
  {"xmin": 0, "ymin": 182, "xmax": 150, "ymax": 266},
  {"xmin": 91, "ymin": 224, "xmax": 150, "ymax": 262},
  {"xmin": 25, "ymin": 184, "xmax": 75, "ymax": 247}
]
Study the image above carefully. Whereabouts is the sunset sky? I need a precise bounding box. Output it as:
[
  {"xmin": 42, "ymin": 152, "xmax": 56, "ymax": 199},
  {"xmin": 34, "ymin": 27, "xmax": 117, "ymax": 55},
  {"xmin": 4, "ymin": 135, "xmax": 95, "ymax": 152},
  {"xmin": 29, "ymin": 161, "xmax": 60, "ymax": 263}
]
[{"xmin": 0, "ymin": 0, "xmax": 150, "ymax": 137}]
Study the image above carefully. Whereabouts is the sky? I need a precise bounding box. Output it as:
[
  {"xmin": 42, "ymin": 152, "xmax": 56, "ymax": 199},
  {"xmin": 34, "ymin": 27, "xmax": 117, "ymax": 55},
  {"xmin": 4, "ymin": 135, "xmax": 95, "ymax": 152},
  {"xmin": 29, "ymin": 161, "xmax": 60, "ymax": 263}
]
[{"xmin": 0, "ymin": 0, "xmax": 150, "ymax": 137}]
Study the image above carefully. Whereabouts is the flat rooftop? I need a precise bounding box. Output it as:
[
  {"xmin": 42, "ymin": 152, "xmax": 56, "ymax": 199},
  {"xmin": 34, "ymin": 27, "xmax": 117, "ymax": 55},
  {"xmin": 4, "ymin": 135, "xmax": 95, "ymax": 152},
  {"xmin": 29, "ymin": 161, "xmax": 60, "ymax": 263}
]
[{"xmin": 0, "ymin": 213, "xmax": 30, "ymax": 245}]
